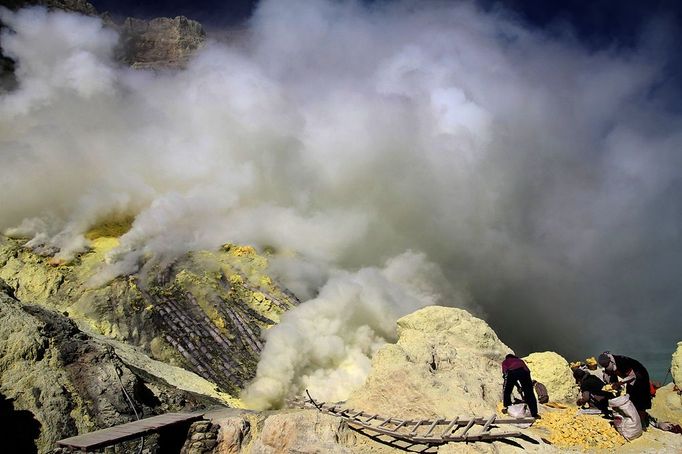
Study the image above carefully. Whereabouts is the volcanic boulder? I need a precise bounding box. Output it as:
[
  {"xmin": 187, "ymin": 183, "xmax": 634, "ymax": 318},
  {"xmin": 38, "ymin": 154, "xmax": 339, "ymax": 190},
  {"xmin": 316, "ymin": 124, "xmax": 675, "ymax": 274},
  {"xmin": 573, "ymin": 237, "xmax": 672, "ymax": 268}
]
[
  {"xmin": 672, "ymin": 341, "xmax": 682, "ymax": 387},
  {"xmin": 522, "ymin": 351, "xmax": 577, "ymax": 403},
  {"xmin": 346, "ymin": 305, "xmax": 511, "ymax": 418}
]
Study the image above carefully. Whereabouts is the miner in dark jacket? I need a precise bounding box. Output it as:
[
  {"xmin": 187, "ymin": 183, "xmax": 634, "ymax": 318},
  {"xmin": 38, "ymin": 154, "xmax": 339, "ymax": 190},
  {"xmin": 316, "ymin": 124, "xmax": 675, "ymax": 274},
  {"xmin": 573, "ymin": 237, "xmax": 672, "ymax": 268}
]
[
  {"xmin": 501, "ymin": 354, "xmax": 539, "ymax": 418},
  {"xmin": 573, "ymin": 368, "xmax": 613, "ymax": 416},
  {"xmin": 598, "ymin": 351, "xmax": 651, "ymax": 426}
]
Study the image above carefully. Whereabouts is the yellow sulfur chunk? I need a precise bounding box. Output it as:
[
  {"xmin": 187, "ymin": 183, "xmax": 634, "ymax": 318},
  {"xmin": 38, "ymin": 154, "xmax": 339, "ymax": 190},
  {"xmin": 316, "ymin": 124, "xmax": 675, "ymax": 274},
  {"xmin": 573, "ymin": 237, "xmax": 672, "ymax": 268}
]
[{"xmin": 534, "ymin": 408, "xmax": 625, "ymax": 450}]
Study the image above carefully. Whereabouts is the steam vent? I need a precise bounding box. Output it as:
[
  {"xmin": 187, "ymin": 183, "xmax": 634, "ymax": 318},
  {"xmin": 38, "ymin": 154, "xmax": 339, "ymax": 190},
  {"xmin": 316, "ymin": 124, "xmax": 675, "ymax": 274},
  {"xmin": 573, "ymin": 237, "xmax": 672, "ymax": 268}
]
[{"xmin": 1, "ymin": 0, "xmax": 682, "ymax": 453}]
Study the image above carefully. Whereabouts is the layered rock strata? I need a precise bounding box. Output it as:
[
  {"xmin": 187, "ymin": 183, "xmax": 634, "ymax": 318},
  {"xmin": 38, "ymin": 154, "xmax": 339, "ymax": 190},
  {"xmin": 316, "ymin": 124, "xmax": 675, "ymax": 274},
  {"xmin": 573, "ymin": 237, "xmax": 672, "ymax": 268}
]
[
  {"xmin": 0, "ymin": 236, "xmax": 299, "ymax": 396},
  {"xmin": 116, "ymin": 16, "xmax": 206, "ymax": 69}
]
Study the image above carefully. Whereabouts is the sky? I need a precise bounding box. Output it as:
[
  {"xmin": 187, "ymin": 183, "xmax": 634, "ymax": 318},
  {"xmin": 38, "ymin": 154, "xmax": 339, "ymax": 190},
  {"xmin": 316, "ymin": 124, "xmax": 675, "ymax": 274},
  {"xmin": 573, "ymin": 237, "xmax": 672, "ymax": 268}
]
[
  {"xmin": 88, "ymin": 0, "xmax": 682, "ymax": 42},
  {"xmin": 2, "ymin": 0, "xmax": 681, "ymax": 403},
  {"xmin": 88, "ymin": 0, "xmax": 682, "ymax": 106}
]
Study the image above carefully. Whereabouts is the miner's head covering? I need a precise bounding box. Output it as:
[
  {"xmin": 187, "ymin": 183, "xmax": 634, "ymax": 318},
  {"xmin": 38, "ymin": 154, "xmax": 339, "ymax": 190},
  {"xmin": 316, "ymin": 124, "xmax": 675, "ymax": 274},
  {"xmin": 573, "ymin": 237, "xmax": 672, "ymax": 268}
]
[
  {"xmin": 598, "ymin": 352, "xmax": 616, "ymax": 371},
  {"xmin": 573, "ymin": 367, "xmax": 587, "ymax": 381}
]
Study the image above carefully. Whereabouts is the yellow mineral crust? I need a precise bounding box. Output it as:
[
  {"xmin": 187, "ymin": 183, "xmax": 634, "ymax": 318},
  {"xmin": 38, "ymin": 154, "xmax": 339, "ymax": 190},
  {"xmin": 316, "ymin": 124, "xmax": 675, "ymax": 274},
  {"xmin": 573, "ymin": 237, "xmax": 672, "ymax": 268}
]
[
  {"xmin": 222, "ymin": 244, "xmax": 258, "ymax": 257},
  {"xmin": 534, "ymin": 408, "xmax": 625, "ymax": 450},
  {"xmin": 585, "ymin": 356, "xmax": 598, "ymax": 369},
  {"xmin": 84, "ymin": 216, "xmax": 134, "ymax": 240}
]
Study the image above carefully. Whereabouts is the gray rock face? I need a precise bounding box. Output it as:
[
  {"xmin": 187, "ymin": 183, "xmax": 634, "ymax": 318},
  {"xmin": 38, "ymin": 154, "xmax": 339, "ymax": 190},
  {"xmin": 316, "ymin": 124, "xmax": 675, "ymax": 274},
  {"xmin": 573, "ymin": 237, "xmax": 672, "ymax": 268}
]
[
  {"xmin": 0, "ymin": 0, "xmax": 206, "ymax": 93},
  {"xmin": 0, "ymin": 278, "xmax": 218, "ymax": 453},
  {"xmin": 116, "ymin": 16, "xmax": 206, "ymax": 69},
  {"xmin": 0, "ymin": 0, "xmax": 97, "ymax": 15},
  {"xmin": 0, "ymin": 1, "xmax": 98, "ymax": 91}
]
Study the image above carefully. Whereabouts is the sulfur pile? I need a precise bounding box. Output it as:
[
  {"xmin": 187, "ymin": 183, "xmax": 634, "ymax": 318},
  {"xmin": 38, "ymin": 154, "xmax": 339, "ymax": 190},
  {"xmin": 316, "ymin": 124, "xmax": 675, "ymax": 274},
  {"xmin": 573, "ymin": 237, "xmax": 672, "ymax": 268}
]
[
  {"xmin": 523, "ymin": 351, "xmax": 578, "ymax": 402},
  {"xmin": 534, "ymin": 408, "xmax": 625, "ymax": 450}
]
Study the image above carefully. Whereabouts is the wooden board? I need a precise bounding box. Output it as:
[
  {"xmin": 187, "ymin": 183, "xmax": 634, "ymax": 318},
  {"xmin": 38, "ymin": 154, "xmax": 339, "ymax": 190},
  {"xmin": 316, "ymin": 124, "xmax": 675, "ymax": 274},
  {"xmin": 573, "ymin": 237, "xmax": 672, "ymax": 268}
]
[{"xmin": 56, "ymin": 412, "xmax": 204, "ymax": 450}]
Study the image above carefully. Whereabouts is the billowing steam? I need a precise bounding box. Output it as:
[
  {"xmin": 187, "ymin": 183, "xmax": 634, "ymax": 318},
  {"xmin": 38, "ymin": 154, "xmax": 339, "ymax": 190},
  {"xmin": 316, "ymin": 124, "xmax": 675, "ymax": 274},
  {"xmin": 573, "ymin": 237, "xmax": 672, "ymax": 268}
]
[{"xmin": 1, "ymin": 1, "xmax": 681, "ymax": 405}]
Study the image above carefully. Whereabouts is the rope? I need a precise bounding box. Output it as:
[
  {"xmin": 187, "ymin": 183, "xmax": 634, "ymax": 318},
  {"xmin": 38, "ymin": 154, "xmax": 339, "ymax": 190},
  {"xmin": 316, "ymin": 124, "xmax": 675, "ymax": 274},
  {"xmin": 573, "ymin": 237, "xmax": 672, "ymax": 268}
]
[{"xmin": 111, "ymin": 355, "xmax": 144, "ymax": 454}]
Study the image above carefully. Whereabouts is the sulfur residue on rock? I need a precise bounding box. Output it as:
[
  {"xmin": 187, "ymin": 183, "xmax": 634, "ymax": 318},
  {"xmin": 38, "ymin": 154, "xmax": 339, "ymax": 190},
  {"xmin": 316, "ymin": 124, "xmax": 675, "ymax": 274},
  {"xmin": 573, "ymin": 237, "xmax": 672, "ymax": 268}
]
[
  {"xmin": 651, "ymin": 383, "xmax": 682, "ymax": 426},
  {"xmin": 523, "ymin": 351, "xmax": 577, "ymax": 403},
  {"xmin": 672, "ymin": 341, "xmax": 682, "ymax": 387},
  {"xmin": 0, "ymin": 233, "xmax": 299, "ymax": 396},
  {"xmin": 346, "ymin": 306, "xmax": 510, "ymax": 419}
]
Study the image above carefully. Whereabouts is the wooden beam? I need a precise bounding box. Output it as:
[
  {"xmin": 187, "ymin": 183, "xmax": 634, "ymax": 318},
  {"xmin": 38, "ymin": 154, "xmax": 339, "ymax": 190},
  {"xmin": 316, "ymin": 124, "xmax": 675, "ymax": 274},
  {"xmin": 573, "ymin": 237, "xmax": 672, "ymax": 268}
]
[{"xmin": 57, "ymin": 413, "xmax": 203, "ymax": 451}]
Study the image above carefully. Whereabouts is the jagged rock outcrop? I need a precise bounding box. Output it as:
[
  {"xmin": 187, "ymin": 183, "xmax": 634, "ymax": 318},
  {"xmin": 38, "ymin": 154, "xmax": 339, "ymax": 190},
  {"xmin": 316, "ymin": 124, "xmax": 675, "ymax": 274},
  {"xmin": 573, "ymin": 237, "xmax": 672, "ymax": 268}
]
[
  {"xmin": 346, "ymin": 306, "xmax": 511, "ymax": 418},
  {"xmin": 0, "ymin": 1, "xmax": 97, "ymax": 90},
  {"xmin": 651, "ymin": 384, "xmax": 682, "ymax": 426},
  {"xmin": 0, "ymin": 0, "xmax": 96, "ymax": 15},
  {"xmin": 116, "ymin": 16, "xmax": 205, "ymax": 69},
  {"xmin": 522, "ymin": 351, "xmax": 577, "ymax": 403},
  {"xmin": 672, "ymin": 341, "xmax": 682, "ymax": 387},
  {"xmin": 0, "ymin": 279, "xmax": 219, "ymax": 453},
  {"xmin": 0, "ymin": 0, "xmax": 205, "ymax": 92},
  {"xmin": 0, "ymin": 235, "xmax": 299, "ymax": 396}
]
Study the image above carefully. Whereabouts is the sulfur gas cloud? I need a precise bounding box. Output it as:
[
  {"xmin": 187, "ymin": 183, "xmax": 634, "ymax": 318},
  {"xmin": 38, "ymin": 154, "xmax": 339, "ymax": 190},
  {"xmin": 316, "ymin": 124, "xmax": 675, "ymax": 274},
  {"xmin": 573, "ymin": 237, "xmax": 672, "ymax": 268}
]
[{"xmin": 1, "ymin": 1, "xmax": 681, "ymax": 407}]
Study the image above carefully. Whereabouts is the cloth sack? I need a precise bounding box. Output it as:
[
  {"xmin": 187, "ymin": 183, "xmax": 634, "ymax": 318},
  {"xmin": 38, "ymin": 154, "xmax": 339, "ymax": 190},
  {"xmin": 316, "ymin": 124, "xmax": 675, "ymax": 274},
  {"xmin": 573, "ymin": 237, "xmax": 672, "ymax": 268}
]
[
  {"xmin": 608, "ymin": 394, "xmax": 642, "ymax": 441},
  {"xmin": 508, "ymin": 403, "xmax": 531, "ymax": 418}
]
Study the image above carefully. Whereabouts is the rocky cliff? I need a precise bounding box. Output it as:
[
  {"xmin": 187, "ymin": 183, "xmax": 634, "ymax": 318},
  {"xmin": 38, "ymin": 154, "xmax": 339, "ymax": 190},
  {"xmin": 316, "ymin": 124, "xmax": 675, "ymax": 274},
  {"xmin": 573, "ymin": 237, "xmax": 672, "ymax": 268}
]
[
  {"xmin": 0, "ymin": 0, "xmax": 206, "ymax": 90},
  {"xmin": 346, "ymin": 306, "xmax": 510, "ymax": 419},
  {"xmin": 116, "ymin": 16, "xmax": 205, "ymax": 69},
  {"xmin": 0, "ymin": 279, "xmax": 221, "ymax": 453},
  {"xmin": 2, "ymin": 238, "xmax": 682, "ymax": 454},
  {"xmin": 0, "ymin": 233, "xmax": 298, "ymax": 397}
]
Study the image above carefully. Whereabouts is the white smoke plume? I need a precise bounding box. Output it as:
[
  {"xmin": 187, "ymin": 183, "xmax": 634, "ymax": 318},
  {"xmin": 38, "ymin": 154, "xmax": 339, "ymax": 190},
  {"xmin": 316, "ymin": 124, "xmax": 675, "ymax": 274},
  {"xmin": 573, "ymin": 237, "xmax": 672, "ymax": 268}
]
[
  {"xmin": 1, "ymin": 1, "xmax": 681, "ymax": 404},
  {"xmin": 244, "ymin": 251, "xmax": 451, "ymax": 408}
]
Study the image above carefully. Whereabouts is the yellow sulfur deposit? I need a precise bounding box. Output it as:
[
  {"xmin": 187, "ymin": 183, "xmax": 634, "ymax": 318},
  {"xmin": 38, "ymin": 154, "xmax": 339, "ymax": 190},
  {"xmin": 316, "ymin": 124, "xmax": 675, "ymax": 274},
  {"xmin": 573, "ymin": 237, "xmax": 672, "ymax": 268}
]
[
  {"xmin": 223, "ymin": 244, "xmax": 257, "ymax": 257},
  {"xmin": 84, "ymin": 216, "xmax": 134, "ymax": 240},
  {"xmin": 586, "ymin": 356, "xmax": 598, "ymax": 368},
  {"xmin": 535, "ymin": 408, "xmax": 625, "ymax": 450}
]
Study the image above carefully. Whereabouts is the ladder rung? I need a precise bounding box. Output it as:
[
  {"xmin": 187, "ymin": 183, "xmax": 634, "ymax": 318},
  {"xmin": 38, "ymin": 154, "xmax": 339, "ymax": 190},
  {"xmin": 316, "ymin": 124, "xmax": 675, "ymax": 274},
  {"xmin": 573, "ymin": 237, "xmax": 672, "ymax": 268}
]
[
  {"xmin": 379, "ymin": 417, "xmax": 393, "ymax": 427},
  {"xmin": 441, "ymin": 418, "xmax": 460, "ymax": 437},
  {"xmin": 481, "ymin": 414, "xmax": 496, "ymax": 433},
  {"xmin": 408, "ymin": 419, "xmax": 424, "ymax": 436},
  {"xmin": 459, "ymin": 419, "xmax": 476, "ymax": 436},
  {"xmin": 392, "ymin": 419, "xmax": 411, "ymax": 431},
  {"xmin": 423, "ymin": 419, "xmax": 442, "ymax": 437}
]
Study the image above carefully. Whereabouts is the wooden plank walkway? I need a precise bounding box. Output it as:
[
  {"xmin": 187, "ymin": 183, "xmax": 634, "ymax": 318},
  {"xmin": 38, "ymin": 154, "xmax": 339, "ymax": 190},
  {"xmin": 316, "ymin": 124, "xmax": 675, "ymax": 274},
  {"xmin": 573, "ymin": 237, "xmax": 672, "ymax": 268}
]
[{"xmin": 57, "ymin": 412, "xmax": 204, "ymax": 451}]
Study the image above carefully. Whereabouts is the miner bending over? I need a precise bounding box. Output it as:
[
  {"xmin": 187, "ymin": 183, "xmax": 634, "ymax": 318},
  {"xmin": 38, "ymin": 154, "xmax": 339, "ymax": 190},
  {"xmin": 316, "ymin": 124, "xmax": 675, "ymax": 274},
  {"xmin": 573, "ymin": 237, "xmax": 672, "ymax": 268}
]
[
  {"xmin": 598, "ymin": 351, "xmax": 651, "ymax": 427},
  {"xmin": 573, "ymin": 368, "xmax": 613, "ymax": 417},
  {"xmin": 501, "ymin": 354, "xmax": 539, "ymax": 418}
]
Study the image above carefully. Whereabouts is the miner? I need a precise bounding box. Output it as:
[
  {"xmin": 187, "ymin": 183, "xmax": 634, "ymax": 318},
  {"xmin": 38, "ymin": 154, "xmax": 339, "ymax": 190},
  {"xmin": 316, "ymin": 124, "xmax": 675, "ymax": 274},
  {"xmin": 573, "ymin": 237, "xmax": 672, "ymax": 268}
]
[
  {"xmin": 501, "ymin": 354, "xmax": 540, "ymax": 418},
  {"xmin": 598, "ymin": 352, "xmax": 652, "ymax": 427},
  {"xmin": 573, "ymin": 368, "xmax": 613, "ymax": 417}
]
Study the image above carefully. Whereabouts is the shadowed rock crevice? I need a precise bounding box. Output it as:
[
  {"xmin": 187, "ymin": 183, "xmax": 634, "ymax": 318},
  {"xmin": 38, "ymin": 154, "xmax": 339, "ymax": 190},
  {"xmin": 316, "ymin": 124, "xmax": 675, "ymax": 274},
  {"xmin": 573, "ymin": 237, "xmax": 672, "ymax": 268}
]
[{"xmin": 0, "ymin": 392, "xmax": 41, "ymax": 454}]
